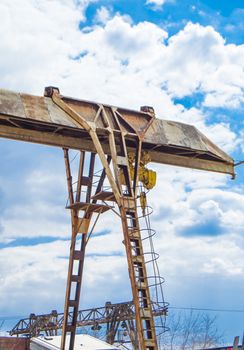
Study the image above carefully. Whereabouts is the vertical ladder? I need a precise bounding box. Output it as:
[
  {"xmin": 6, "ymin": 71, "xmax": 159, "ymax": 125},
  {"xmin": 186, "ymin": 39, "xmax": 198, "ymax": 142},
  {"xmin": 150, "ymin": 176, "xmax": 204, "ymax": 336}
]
[
  {"xmin": 61, "ymin": 150, "xmax": 94, "ymax": 350},
  {"xmin": 105, "ymin": 107, "xmax": 158, "ymax": 349},
  {"xmin": 62, "ymin": 151, "xmax": 112, "ymax": 350},
  {"xmin": 120, "ymin": 200, "xmax": 158, "ymax": 350}
]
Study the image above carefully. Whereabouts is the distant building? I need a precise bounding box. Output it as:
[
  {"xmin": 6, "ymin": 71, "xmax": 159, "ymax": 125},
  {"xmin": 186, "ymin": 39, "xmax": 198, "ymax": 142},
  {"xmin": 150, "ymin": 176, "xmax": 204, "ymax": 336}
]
[
  {"xmin": 0, "ymin": 335, "xmax": 119, "ymax": 350},
  {"xmin": 0, "ymin": 336, "xmax": 29, "ymax": 350},
  {"xmin": 30, "ymin": 334, "xmax": 119, "ymax": 350}
]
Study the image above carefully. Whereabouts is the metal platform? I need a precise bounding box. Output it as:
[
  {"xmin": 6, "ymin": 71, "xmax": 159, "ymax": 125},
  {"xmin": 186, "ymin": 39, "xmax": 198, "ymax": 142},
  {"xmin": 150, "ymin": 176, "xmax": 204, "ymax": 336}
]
[
  {"xmin": 91, "ymin": 191, "xmax": 116, "ymax": 202},
  {"xmin": 66, "ymin": 202, "xmax": 113, "ymax": 213}
]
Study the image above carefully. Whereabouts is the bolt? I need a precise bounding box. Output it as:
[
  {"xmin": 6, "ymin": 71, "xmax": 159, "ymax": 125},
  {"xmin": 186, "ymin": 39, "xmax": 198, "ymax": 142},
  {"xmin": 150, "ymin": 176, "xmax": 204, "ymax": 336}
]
[
  {"xmin": 44, "ymin": 86, "xmax": 60, "ymax": 97},
  {"xmin": 140, "ymin": 106, "xmax": 155, "ymax": 116}
]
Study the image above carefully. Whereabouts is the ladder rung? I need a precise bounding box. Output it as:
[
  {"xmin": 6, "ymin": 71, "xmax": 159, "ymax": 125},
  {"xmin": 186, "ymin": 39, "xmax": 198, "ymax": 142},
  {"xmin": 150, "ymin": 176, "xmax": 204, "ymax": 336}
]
[
  {"xmin": 132, "ymin": 255, "xmax": 143, "ymax": 263},
  {"xmin": 68, "ymin": 300, "xmax": 78, "ymax": 307},
  {"xmin": 137, "ymin": 281, "xmax": 147, "ymax": 289},
  {"xmin": 71, "ymin": 275, "xmax": 81, "ymax": 282},
  {"xmin": 144, "ymin": 340, "xmax": 156, "ymax": 347},
  {"xmin": 140, "ymin": 309, "xmax": 152, "ymax": 318},
  {"xmin": 129, "ymin": 236, "xmax": 140, "ymax": 243},
  {"xmin": 125, "ymin": 209, "xmax": 136, "ymax": 215},
  {"xmin": 137, "ymin": 286, "xmax": 148, "ymax": 293},
  {"xmin": 128, "ymin": 229, "xmax": 140, "ymax": 237},
  {"xmin": 67, "ymin": 202, "xmax": 113, "ymax": 214},
  {"xmin": 65, "ymin": 325, "xmax": 76, "ymax": 333},
  {"xmin": 80, "ymin": 176, "xmax": 91, "ymax": 186},
  {"xmin": 122, "ymin": 197, "xmax": 136, "ymax": 210},
  {"xmin": 73, "ymin": 250, "xmax": 81, "ymax": 260}
]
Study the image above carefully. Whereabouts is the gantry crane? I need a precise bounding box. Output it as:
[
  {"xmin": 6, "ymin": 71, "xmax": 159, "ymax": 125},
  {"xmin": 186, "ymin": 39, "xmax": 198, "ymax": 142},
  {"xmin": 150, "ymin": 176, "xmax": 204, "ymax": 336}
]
[
  {"xmin": 10, "ymin": 300, "xmax": 169, "ymax": 346},
  {"xmin": 0, "ymin": 87, "xmax": 234, "ymax": 350}
]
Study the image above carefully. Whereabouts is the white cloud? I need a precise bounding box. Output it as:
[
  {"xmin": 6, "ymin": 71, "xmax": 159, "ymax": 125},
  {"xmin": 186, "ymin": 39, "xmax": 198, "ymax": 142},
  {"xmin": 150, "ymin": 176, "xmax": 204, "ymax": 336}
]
[
  {"xmin": 157, "ymin": 23, "xmax": 244, "ymax": 108},
  {"xmin": 0, "ymin": 3, "xmax": 243, "ymax": 334},
  {"xmin": 0, "ymin": 237, "xmax": 129, "ymax": 315},
  {"xmin": 0, "ymin": 0, "xmax": 94, "ymax": 93},
  {"xmin": 239, "ymin": 130, "xmax": 244, "ymax": 154},
  {"xmin": 0, "ymin": 5, "xmax": 243, "ymax": 114},
  {"xmin": 0, "ymin": 2, "xmax": 243, "ymax": 114},
  {"xmin": 95, "ymin": 6, "xmax": 111, "ymax": 24},
  {"xmin": 0, "ymin": 240, "xmax": 68, "ymax": 314},
  {"xmin": 146, "ymin": 0, "xmax": 171, "ymax": 8},
  {"xmin": 150, "ymin": 167, "xmax": 244, "ymax": 238},
  {"xmin": 146, "ymin": 0, "xmax": 166, "ymax": 5}
]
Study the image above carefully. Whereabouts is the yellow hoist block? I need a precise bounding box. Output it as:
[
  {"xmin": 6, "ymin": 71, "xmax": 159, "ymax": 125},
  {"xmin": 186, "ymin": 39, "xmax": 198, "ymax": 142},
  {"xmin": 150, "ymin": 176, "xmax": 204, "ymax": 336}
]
[
  {"xmin": 138, "ymin": 167, "xmax": 157, "ymax": 190},
  {"xmin": 120, "ymin": 151, "xmax": 157, "ymax": 190},
  {"xmin": 140, "ymin": 191, "xmax": 147, "ymax": 216}
]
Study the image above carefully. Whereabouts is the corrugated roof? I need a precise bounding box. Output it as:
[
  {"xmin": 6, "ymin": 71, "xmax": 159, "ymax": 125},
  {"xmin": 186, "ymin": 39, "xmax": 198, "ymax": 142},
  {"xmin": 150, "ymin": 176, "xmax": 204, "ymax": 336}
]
[{"xmin": 30, "ymin": 334, "xmax": 118, "ymax": 350}]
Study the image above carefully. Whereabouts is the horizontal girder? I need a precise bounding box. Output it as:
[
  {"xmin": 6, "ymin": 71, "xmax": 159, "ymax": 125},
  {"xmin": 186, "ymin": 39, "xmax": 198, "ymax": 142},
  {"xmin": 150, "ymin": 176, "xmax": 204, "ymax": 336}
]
[
  {"xmin": 9, "ymin": 301, "xmax": 168, "ymax": 337},
  {"xmin": 0, "ymin": 88, "xmax": 234, "ymax": 176}
]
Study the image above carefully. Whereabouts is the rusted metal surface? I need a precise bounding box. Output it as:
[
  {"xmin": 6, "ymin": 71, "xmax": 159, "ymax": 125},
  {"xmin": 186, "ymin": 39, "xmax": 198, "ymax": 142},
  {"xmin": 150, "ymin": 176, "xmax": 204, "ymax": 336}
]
[
  {"xmin": 61, "ymin": 150, "xmax": 113, "ymax": 350},
  {"xmin": 0, "ymin": 88, "xmax": 234, "ymax": 176},
  {"xmin": 0, "ymin": 87, "xmax": 235, "ymax": 350},
  {"xmin": 0, "ymin": 336, "xmax": 30, "ymax": 350},
  {"xmin": 53, "ymin": 90, "xmax": 159, "ymax": 349},
  {"xmin": 52, "ymin": 87, "xmax": 163, "ymax": 350},
  {"xmin": 10, "ymin": 301, "xmax": 168, "ymax": 345}
]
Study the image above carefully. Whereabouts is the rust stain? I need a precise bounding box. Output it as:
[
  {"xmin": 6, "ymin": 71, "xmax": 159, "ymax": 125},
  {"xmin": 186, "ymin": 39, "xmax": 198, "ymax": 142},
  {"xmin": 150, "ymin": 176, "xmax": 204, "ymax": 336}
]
[
  {"xmin": 0, "ymin": 88, "xmax": 234, "ymax": 176},
  {"xmin": 21, "ymin": 93, "xmax": 51, "ymax": 122}
]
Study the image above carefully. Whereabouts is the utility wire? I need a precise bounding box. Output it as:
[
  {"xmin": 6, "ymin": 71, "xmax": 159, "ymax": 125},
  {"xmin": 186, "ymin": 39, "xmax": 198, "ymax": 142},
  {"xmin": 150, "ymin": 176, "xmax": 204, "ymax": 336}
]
[
  {"xmin": 0, "ymin": 315, "xmax": 28, "ymax": 321},
  {"xmin": 234, "ymin": 160, "xmax": 244, "ymax": 167},
  {"xmin": 1, "ymin": 306, "xmax": 244, "ymax": 321},
  {"xmin": 169, "ymin": 306, "xmax": 244, "ymax": 313}
]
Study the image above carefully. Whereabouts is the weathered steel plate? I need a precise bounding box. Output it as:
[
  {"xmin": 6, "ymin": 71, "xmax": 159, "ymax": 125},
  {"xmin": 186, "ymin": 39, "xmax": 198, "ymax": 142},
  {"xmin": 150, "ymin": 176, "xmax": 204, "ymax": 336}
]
[
  {"xmin": 0, "ymin": 90, "xmax": 26, "ymax": 119},
  {"xmin": 0, "ymin": 88, "xmax": 234, "ymax": 176}
]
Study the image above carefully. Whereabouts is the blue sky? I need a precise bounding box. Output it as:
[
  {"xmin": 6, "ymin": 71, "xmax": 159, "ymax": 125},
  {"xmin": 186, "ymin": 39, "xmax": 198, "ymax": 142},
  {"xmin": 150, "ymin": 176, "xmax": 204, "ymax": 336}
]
[
  {"xmin": 84, "ymin": 0, "xmax": 244, "ymax": 43},
  {"xmin": 0, "ymin": 0, "xmax": 243, "ymax": 346}
]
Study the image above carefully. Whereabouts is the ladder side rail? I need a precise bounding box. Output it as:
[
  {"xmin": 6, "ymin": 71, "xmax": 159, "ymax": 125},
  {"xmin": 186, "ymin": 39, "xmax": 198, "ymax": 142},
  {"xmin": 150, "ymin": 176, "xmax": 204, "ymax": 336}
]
[
  {"xmin": 62, "ymin": 150, "xmax": 109, "ymax": 350},
  {"xmin": 102, "ymin": 108, "xmax": 145, "ymax": 349},
  {"xmin": 111, "ymin": 123, "xmax": 158, "ymax": 349},
  {"xmin": 107, "ymin": 107, "xmax": 157, "ymax": 349},
  {"xmin": 62, "ymin": 148, "xmax": 77, "ymax": 350},
  {"xmin": 68, "ymin": 152, "xmax": 96, "ymax": 350},
  {"xmin": 75, "ymin": 151, "xmax": 85, "ymax": 203}
]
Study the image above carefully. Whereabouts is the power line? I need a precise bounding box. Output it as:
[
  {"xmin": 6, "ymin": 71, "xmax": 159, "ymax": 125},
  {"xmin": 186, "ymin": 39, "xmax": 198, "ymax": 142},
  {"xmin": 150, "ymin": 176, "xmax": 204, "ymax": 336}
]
[
  {"xmin": 234, "ymin": 160, "xmax": 244, "ymax": 167},
  {"xmin": 0, "ymin": 315, "xmax": 27, "ymax": 321},
  {"xmin": 169, "ymin": 306, "xmax": 244, "ymax": 313},
  {"xmin": 1, "ymin": 305, "xmax": 244, "ymax": 321}
]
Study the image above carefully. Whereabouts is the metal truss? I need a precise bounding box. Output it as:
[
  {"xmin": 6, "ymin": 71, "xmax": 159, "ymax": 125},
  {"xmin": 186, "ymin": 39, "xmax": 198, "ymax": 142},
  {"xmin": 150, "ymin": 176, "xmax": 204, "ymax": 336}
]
[
  {"xmin": 48, "ymin": 88, "xmax": 164, "ymax": 350},
  {"xmin": 10, "ymin": 300, "xmax": 168, "ymax": 347}
]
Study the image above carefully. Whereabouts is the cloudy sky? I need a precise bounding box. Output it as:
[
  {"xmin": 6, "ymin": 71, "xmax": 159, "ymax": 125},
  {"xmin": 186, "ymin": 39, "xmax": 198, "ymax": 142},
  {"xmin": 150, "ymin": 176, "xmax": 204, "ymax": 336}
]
[{"xmin": 0, "ymin": 0, "xmax": 243, "ymax": 344}]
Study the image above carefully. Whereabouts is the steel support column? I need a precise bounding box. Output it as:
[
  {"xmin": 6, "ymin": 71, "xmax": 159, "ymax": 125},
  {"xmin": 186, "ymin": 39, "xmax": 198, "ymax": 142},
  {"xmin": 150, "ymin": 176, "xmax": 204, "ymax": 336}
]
[{"xmin": 52, "ymin": 91, "xmax": 158, "ymax": 350}]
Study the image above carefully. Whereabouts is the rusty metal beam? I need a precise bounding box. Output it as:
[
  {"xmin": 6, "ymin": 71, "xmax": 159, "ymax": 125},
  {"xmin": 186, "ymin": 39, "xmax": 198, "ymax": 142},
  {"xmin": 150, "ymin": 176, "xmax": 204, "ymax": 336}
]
[
  {"xmin": 0, "ymin": 88, "xmax": 234, "ymax": 177},
  {"xmin": 9, "ymin": 301, "xmax": 168, "ymax": 341}
]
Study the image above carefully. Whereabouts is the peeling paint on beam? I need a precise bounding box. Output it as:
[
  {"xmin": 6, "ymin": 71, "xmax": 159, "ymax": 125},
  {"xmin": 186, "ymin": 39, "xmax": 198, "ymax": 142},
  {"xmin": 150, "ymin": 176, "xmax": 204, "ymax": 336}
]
[{"xmin": 0, "ymin": 88, "xmax": 235, "ymax": 177}]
